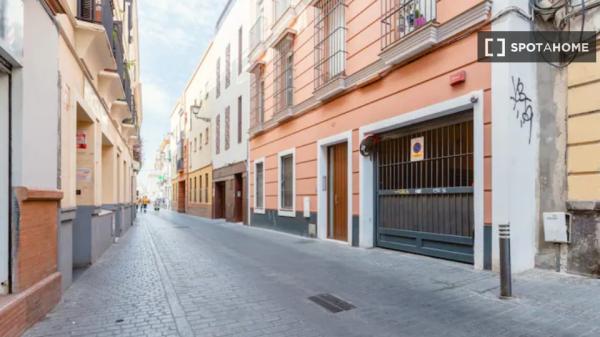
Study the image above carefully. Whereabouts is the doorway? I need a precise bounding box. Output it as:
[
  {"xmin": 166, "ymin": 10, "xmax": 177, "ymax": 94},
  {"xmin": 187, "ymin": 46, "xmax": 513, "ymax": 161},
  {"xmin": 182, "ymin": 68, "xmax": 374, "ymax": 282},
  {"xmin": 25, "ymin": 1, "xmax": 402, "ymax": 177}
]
[
  {"xmin": 233, "ymin": 174, "xmax": 243, "ymax": 222},
  {"xmin": 328, "ymin": 142, "xmax": 348, "ymax": 241},
  {"xmin": 214, "ymin": 181, "xmax": 226, "ymax": 219},
  {"xmin": 177, "ymin": 180, "xmax": 186, "ymax": 212}
]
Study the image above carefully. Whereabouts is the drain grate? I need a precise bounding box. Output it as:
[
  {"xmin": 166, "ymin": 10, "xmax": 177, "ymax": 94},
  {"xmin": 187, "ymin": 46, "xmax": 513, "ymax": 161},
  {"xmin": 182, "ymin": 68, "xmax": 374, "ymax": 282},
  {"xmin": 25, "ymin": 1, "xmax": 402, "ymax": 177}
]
[
  {"xmin": 308, "ymin": 294, "xmax": 355, "ymax": 313},
  {"xmin": 173, "ymin": 225, "xmax": 189, "ymax": 229}
]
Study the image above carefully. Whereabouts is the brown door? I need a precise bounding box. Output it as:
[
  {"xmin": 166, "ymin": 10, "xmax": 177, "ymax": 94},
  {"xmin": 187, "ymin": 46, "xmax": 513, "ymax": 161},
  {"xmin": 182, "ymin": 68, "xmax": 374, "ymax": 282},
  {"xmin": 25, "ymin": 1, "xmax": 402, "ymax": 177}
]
[
  {"xmin": 328, "ymin": 142, "xmax": 348, "ymax": 241},
  {"xmin": 233, "ymin": 174, "xmax": 243, "ymax": 222},
  {"xmin": 214, "ymin": 181, "xmax": 226, "ymax": 219}
]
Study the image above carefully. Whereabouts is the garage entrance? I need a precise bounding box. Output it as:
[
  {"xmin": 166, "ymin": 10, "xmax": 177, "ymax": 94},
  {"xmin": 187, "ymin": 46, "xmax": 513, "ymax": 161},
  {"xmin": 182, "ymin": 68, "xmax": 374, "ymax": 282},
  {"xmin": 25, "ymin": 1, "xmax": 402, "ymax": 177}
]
[{"xmin": 374, "ymin": 111, "xmax": 474, "ymax": 263}]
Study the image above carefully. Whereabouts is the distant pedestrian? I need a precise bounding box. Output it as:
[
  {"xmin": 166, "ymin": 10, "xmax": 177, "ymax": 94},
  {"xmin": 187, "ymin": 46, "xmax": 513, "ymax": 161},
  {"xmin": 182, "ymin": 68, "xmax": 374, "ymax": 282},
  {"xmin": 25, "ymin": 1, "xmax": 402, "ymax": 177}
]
[{"xmin": 142, "ymin": 196, "xmax": 150, "ymax": 213}]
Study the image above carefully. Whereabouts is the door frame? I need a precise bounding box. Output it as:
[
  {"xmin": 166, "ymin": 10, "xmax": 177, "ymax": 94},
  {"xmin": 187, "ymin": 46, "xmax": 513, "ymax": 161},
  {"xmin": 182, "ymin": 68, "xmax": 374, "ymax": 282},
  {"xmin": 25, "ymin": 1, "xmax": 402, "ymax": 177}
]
[
  {"xmin": 317, "ymin": 131, "xmax": 353, "ymax": 245},
  {"xmin": 0, "ymin": 66, "xmax": 11, "ymax": 294},
  {"xmin": 359, "ymin": 91, "xmax": 485, "ymax": 269}
]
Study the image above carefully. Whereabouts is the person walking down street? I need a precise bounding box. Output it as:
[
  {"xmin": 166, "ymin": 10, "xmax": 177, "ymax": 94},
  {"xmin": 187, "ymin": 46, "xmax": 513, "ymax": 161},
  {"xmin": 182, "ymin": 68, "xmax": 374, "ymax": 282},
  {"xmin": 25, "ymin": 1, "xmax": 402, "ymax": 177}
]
[{"xmin": 142, "ymin": 196, "xmax": 150, "ymax": 213}]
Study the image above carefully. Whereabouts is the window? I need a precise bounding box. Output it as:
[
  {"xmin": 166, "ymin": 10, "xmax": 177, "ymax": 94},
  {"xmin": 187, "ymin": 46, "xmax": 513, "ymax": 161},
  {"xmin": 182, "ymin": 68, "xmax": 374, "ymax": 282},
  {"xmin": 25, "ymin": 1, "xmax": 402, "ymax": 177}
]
[
  {"xmin": 237, "ymin": 96, "xmax": 242, "ymax": 143},
  {"xmin": 274, "ymin": 36, "xmax": 294, "ymax": 114},
  {"xmin": 278, "ymin": 149, "xmax": 295, "ymax": 216},
  {"xmin": 250, "ymin": 65, "xmax": 265, "ymax": 128},
  {"xmin": 199, "ymin": 175, "xmax": 203, "ymax": 203},
  {"xmin": 194, "ymin": 177, "xmax": 197, "ymax": 202},
  {"xmin": 205, "ymin": 127, "xmax": 209, "ymax": 144},
  {"xmin": 238, "ymin": 26, "xmax": 243, "ymax": 74},
  {"xmin": 199, "ymin": 133, "xmax": 203, "ymax": 149},
  {"xmin": 225, "ymin": 106, "xmax": 231, "ymax": 150},
  {"xmin": 216, "ymin": 57, "xmax": 221, "ymax": 98},
  {"xmin": 194, "ymin": 138, "xmax": 197, "ymax": 152},
  {"xmin": 205, "ymin": 174, "xmax": 209, "ymax": 201},
  {"xmin": 225, "ymin": 44, "xmax": 231, "ymax": 88},
  {"xmin": 216, "ymin": 114, "xmax": 221, "ymax": 154},
  {"xmin": 189, "ymin": 178, "xmax": 192, "ymax": 201},
  {"xmin": 314, "ymin": 0, "xmax": 346, "ymax": 89},
  {"xmin": 254, "ymin": 159, "xmax": 265, "ymax": 212}
]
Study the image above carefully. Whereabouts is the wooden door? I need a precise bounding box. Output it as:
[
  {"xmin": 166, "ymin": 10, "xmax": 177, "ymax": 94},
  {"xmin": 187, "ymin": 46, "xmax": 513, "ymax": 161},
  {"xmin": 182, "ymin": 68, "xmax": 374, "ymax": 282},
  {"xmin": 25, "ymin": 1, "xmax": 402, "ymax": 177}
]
[{"xmin": 328, "ymin": 142, "xmax": 348, "ymax": 241}]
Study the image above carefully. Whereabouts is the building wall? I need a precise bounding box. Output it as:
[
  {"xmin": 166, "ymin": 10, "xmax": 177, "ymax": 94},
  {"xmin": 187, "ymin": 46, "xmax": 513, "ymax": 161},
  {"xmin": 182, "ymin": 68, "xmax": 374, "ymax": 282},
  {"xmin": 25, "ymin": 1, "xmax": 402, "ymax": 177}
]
[
  {"xmin": 568, "ymin": 48, "xmax": 600, "ymax": 200},
  {"xmin": 186, "ymin": 165, "xmax": 213, "ymax": 218},
  {"xmin": 566, "ymin": 41, "xmax": 600, "ymax": 277},
  {"xmin": 212, "ymin": 0, "xmax": 251, "ymax": 170}
]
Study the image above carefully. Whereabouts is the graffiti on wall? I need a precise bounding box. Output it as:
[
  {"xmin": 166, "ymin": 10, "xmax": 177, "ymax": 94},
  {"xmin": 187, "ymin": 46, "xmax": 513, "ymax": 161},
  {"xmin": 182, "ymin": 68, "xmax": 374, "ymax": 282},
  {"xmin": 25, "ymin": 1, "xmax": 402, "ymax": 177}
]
[{"xmin": 510, "ymin": 76, "xmax": 534, "ymax": 144}]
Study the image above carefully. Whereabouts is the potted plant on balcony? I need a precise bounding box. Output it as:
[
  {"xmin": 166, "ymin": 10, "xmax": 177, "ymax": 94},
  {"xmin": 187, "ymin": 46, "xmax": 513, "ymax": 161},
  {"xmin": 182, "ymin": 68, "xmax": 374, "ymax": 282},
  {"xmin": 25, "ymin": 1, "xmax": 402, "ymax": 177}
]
[{"xmin": 413, "ymin": 9, "xmax": 427, "ymax": 28}]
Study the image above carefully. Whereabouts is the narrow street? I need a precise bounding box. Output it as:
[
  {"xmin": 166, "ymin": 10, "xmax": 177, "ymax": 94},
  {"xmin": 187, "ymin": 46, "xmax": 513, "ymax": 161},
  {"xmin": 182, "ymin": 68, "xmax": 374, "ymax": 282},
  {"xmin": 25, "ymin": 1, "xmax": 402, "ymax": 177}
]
[{"xmin": 24, "ymin": 212, "xmax": 600, "ymax": 337}]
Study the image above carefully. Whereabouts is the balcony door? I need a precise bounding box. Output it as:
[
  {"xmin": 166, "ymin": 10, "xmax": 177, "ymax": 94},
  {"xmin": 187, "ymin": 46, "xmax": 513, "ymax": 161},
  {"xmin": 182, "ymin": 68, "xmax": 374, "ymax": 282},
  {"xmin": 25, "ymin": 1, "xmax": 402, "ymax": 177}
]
[{"xmin": 0, "ymin": 67, "xmax": 10, "ymax": 294}]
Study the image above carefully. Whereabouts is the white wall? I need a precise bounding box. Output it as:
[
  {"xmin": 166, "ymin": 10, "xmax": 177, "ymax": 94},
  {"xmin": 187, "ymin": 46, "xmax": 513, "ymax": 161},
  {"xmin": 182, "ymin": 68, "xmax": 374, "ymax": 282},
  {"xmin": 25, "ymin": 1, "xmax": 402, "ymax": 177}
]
[
  {"xmin": 11, "ymin": 0, "xmax": 59, "ymax": 190},
  {"xmin": 491, "ymin": 0, "xmax": 538, "ymax": 273},
  {"xmin": 212, "ymin": 0, "xmax": 251, "ymax": 169}
]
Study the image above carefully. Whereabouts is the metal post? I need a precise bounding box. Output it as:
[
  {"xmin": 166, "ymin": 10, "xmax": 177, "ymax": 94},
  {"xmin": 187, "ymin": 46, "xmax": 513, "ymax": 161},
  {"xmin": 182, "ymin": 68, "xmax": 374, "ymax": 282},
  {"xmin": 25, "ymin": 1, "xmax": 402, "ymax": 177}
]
[{"xmin": 499, "ymin": 223, "xmax": 512, "ymax": 298}]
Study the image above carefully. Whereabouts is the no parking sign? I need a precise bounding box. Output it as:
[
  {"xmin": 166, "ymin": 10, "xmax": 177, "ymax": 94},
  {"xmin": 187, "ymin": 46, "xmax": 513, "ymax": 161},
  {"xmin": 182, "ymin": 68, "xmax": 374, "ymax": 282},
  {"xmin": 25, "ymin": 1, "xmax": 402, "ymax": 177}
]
[{"xmin": 410, "ymin": 136, "xmax": 424, "ymax": 162}]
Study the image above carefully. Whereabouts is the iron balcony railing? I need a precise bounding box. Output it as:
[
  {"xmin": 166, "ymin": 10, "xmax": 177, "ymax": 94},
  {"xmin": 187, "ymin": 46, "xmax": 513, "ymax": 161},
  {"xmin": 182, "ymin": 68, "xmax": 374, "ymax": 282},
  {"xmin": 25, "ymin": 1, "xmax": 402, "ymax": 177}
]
[
  {"xmin": 249, "ymin": 16, "xmax": 265, "ymax": 54},
  {"xmin": 78, "ymin": 0, "xmax": 114, "ymax": 38},
  {"xmin": 273, "ymin": 0, "xmax": 292, "ymax": 25},
  {"xmin": 380, "ymin": 0, "xmax": 436, "ymax": 50}
]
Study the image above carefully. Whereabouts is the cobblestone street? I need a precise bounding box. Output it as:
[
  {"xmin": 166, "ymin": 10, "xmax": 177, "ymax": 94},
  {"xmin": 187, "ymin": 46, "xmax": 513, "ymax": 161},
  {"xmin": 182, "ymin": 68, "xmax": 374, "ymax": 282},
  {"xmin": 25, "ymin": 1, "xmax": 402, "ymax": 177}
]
[{"xmin": 24, "ymin": 211, "xmax": 600, "ymax": 337}]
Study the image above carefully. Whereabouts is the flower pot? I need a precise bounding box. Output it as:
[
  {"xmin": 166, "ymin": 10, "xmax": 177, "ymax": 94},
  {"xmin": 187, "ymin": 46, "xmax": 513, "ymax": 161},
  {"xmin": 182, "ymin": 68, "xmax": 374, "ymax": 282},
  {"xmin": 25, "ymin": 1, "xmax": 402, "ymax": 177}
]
[{"xmin": 414, "ymin": 16, "xmax": 427, "ymax": 27}]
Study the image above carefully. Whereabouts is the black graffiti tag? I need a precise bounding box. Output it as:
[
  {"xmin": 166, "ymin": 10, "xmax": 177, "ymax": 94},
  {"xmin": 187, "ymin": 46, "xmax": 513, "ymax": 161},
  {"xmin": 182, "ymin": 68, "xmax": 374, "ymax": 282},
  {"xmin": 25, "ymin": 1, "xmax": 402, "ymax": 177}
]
[{"xmin": 510, "ymin": 76, "xmax": 534, "ymax": 144}]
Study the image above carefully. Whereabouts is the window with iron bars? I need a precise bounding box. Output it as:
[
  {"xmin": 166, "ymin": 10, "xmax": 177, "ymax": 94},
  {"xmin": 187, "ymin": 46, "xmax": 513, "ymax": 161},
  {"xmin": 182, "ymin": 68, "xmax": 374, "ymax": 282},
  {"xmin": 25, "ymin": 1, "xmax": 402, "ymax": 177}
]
[
  {"xmin": 216, "ymin": 57, "xmax": 221, "ymax": 98},
  {"xmin": 225, "ymin": 106, "xmax": 231, "ymax": 150},
  {"xmin": 273, "ymin": 36, "xmax": 294, "ymax": 115},
  {"xmin": 380, "ymin": 0, "xmax": 436, "ymax": 50},
  {"xmin": 216, "ymin": 114, "xmax": 221, "ymax": 154},
  {"xmin": 250, "ymin": 64, "xmax": 265, "ymax": 129},
  {"xmin": 225, "ymin": 43, "xmax": 231, "ymax": 88},
  {"xmin": 313, "ymin": 0, "xmax": 346, "ymax": 90}
]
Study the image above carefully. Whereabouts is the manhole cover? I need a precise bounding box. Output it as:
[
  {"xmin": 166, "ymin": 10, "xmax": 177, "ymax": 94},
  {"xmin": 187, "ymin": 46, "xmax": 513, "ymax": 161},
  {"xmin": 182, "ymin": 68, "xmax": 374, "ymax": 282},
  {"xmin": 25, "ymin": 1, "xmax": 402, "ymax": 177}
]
[
  {"xmin": 115, "ymin": 319, "xmax": 124, "ymax": 323},
  {"xmin": 308, "ymin": 294, "xmax": 355, "ymax": 313},
  {"xmin": 173, "ymin": 225, "xmax": 189, "ymax": 229}
]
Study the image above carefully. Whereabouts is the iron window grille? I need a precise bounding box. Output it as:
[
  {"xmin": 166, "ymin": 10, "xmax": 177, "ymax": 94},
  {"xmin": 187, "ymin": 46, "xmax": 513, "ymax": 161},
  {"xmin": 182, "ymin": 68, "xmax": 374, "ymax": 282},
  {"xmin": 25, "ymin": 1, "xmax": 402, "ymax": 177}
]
[
  {"xmin": 380, "ymin": 0, "xmax": 436, "ymax": 50},
  {"xmin": 225, "ymin": 106, "xmax": 231, "ymax": 150},
  {"xmin": 216, "ymin": 57, "xmax": 221, "ymax": 98},
  {"xmin": 273, "ymin": 35, "xmax": 294, "ymax": 116},
  {"xmin": 273, "ymin": 0, "xmax": 292, "ymax": 24},
  {"xmin": 225, "ymin": 44, "xmax": 231, "ymax": 88},
  {"xmin": 256, "ymin": 162, "xmax": 264, "ymax": 209},
  {"xmin": 250, "ymin": 64, "xmax": 266, "ymax": 129},
  {"xmin": 216, "ymin": 114, "xmax": 221, "ymax": 154},
  {"xmin": 238, "ymin": 26, "xmax": 243, "ymax": 74},
  {"xmin": 280, "ymin": 154, "xmax": 294, "ymax": 210},
  {"xmin": 205, "ymin": 174, "xmax": 209, "ymax": 202},
  {"xmin": 313, "ymin": 0, "xmax": 347, "ymax": 90},
  {"xmin": 249, "ymin": 15, "xmax": 265, "ymax": 54},
  {"xmin": 238, "ymin": 96, "xmax": 243, "ymax": 143}
]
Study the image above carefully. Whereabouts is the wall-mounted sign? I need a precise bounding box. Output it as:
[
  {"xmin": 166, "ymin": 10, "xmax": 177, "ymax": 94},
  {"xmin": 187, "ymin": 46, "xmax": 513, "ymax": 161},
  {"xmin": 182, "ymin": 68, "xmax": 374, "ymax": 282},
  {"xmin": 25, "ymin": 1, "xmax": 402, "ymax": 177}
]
[
  {"xmin": 76, "ymin": 168, "xmax": 92, "ymax": 182},
  {"xmin": 410, "ymin": 136, "xmax": 424, "ymax": 162},
  {"xmin": 76, "ymin": 130, "xmax": 87, "ymax": 149}
]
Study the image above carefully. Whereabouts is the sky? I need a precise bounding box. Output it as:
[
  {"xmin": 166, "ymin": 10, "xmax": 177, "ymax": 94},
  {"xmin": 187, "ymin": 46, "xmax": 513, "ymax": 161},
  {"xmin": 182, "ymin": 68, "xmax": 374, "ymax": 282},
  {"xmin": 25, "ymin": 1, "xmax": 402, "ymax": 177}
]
[{"xmin": 137, "ymin": 0, "xmax": 228, "ymax": 191}]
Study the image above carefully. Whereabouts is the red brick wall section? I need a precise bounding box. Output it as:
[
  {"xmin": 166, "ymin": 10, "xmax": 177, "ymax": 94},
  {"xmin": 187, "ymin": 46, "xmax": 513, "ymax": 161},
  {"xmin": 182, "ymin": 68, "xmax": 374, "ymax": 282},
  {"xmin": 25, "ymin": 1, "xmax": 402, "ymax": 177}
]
[
  {"xmin": 0, "ymin": 272, "xmax": 61, "ymax": 337},
  {"xmin": 13, "ymin": 188, "xmax": 62, "ymax": 292}
]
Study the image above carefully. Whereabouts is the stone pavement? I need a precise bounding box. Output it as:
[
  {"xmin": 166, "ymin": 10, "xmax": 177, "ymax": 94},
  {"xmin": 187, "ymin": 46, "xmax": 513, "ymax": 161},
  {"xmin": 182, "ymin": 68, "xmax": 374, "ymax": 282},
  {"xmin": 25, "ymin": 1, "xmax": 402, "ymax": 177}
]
[{"xmin": 23, "ymin": 211, "xmax": 600, "ymax": 337}]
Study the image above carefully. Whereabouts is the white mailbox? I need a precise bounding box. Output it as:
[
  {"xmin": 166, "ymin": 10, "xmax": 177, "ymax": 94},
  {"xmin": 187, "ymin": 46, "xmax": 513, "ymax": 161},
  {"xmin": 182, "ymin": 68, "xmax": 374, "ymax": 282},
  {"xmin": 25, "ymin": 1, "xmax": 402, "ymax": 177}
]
[{"xmin": 543, "ymin": 212, "xmax": 571, "ymax": 243}]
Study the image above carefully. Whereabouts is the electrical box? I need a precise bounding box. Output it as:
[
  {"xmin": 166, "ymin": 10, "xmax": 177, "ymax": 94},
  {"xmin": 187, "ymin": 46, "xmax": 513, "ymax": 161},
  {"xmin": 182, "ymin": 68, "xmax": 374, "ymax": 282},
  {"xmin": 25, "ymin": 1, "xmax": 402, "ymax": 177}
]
[
  {"xmin": 303, "ymin": 197, "xmax": 310, "ymax": 218},
  {"xmin": 543, "ymin": 212, "xmax": 571, "ymax": 243}
]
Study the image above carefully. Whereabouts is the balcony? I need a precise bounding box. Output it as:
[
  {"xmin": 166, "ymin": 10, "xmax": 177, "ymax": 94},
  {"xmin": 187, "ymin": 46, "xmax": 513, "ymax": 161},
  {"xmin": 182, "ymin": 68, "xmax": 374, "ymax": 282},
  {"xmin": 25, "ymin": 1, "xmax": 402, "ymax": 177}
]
[
  {"xmin": 74, "ymin": 0, "xmax": 116, "ymax": 78},
  {"xmin": 249, "ymin": 16, "xmax": 266, "ymax": 63},
  {"xmin": 379, "ymin": 0, "xmax": 437, "ymax": 66},
  {"xmin": 270, "ymin": 0, "xmax": 296, "ymax": 45}
]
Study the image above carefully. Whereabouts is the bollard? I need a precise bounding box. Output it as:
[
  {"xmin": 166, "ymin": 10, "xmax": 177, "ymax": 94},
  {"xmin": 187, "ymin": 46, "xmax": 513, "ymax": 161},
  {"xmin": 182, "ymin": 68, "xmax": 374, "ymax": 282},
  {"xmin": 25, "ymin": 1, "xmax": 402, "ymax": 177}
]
[{"xmin": 499, "ymin": 223, "xmax": 512, "ymax": 298}]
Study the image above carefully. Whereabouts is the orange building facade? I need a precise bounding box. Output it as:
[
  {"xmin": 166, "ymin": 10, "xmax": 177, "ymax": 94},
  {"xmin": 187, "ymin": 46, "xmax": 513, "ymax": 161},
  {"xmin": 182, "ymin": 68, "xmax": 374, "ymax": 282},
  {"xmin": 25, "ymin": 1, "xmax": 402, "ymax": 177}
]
[{"xmin": 248, "ymin": 0, "xmax": 493, "ymax": 268}]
